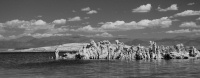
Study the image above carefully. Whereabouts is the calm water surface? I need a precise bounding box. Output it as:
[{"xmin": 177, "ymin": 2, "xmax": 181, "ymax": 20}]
[{"xmin": 0, "ymin": 52, "xmax": 200, "ymax": 78}]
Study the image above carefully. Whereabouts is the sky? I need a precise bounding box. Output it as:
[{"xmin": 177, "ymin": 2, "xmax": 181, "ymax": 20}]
[{"xmin": 0, "ymin": 0, "xmax": 200, "ymax": 39}]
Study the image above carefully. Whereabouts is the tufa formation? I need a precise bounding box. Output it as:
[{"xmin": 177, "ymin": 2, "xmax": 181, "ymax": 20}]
[{"xmin": 55, "ymin": 40, "xmax": 200, "ymax": 60}]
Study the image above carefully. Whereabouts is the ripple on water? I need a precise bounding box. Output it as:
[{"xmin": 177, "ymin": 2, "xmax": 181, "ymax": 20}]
[{"xmin": 1, "ymin": 52, "xmax": 200, "ymax": 78}]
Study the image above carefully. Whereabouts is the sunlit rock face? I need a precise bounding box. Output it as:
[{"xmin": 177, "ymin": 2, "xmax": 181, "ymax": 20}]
[{"xmin": 55, "ymin": 40, "xmax": 200, "ymax": 60}]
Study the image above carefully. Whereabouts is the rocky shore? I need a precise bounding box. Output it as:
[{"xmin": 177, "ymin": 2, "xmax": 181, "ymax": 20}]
[{"xmin": 55, "ymin": 40, "xmax": 200, "ymax": 60}]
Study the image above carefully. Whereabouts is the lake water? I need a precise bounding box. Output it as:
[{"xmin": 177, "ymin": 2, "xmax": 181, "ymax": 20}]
[{"xmin": 0, "ymin": 52, "xmax": 200, "ymax": 78}]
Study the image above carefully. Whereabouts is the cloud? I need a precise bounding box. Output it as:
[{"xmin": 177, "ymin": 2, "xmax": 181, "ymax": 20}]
[
  {"xmin": 0, "ymin": 34, "xmax": 4, "ymax": 39},
  {"xmin": 71, "ymin": 25, "xmax": 103, "ymax": 32},
  {"xmin": 3, "ymin": 19, "xmax": 52, "ymax": 30},
  {"xmin": 71, "ymin": 17, "xmax": 172, "ymax": 32},
  {"xmin": 174, "ymin": 10, "xmax": 200, "ymax": 17},
  {"xmin": 87, "ymin": 10, "xmax": 97, "ymax": 14},
  {"xmin": 166, "ymin": 29, "xmax": 191, "ymax": 33},
  {"xmin": 75, "ymin": 25, "xmax": 94, "ymax": 31},
  {"xmin": 31, "ymin": 33, "xmax": 54, "ymax": 38},
  {"xmin": 99, "ymin": 20, "xmax": 145, "ymax": 31},
  {"xmin": 81, "ymin": 7, "xmax": 98, "ymax": 14},
  {"xmin": 53, "ymin": 19, "xmax": 66, "ymax": 24},
  {"xmin": 100, "ymin": 17, "xmax": 172, "ymax": 31},
  {"xmin": 192, "ymin": 29, "xmax": 200, "ymax": 33},
  {"xmin": 138, "ymin": 17, "xmax": 172, "ymax": 28},
  {"xmin": 196, "ymin": 17, "xmax": 200, "ymax": 20},
  {"xmin": 68, "ymin": 16, "xmax": 81, "ymax": 21},
  {"xmin": 79, "ymin": 32, "xmax": 113, "ymax": 37},
  {"xmin": 132, "ymin": 4, "xmax": 151, "ymax": 13},
  {"xmin": 7, "ymin": 35, "xmax": 18, "ymax": 39},
  {"xmin": 0, "ymin": 23, "xmax": 5, "ymax": 33},
  {"xmin": 166, "ymin": 29, "xmax": 200, "ymax": 34},
  {"xmin": 187, "ymin": 2, "xmax": 195, "ymax": 5},
  {"xmin": 1, "ymin": 19, "xmax": 55, "ymax": 37},
  {"xmin": 158, "ymin": 4, "xmax": 178, "ymax": 12},
  {"xmin": 95, "ymin": 32, "xmax": 113, "ymax": 37},
  {"xmin": 5, "ymin": 19, "xmax": 28, "ymax": 27},
  {"xmin": 0, "ymin": 19, "xmax": 73, "ymax": 39},
  {"xmin": 32, "ymin": 20, "xmax": 47, "ymax": 25},
  {"xmin": 30, "ymin": 33, "xmax": 72, "ymax": 38},
  {"xmin": 100, "ymin": 21, "xmax": 128, "ymax": 29},
  {"xmin": 179, "ymin": 22, "xmax": 200, "ymax": 28},
  {"xmin": 0, "ymin": 16, "xmax": 173, "ymax": 39},
  {"xmin": 81, "ymin": 7, "xmax": 91, "ymax": 11},
  {"xmin": 72, "ymin": 10, "xmax": 76, "ymax": 12}
]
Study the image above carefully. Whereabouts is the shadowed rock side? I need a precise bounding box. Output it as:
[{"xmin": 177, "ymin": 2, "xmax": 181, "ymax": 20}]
[{"xmin": 55, "ymin": 40, "xmax": 200, "ymax": 60}]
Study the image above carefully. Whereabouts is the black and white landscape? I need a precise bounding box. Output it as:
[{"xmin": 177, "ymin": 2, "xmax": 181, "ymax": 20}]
[{"xmin": 0, "ymin": 0, "xmax": 200, "ymax": 78}]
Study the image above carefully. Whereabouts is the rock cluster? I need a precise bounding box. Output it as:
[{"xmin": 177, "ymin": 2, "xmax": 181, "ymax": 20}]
[{"xmin": 55, "ymin": 40, "xmax": 200, "ymax": 60}]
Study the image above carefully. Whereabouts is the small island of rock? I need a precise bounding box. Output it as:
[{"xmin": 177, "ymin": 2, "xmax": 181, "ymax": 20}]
[{"xmin": 55, "ymin": 40, "xmax": 200, "ymax": 60}]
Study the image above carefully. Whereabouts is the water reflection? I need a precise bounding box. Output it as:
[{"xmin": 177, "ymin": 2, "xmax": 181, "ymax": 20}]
[{"xmin": 1, "ymin": 52, "xmax": 200, "ymax": 78}]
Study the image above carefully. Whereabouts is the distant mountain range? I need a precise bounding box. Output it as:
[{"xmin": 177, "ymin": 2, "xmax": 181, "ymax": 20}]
[
  {"xmin": 125, "ymin": 36, "xmax": 200, "ymax": 49},
  {"xmin": 0, "ymin": 35, "xmax": 200, "ymax": 51}
]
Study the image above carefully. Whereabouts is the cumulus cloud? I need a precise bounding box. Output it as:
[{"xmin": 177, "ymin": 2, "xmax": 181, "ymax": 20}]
[
  {"xmin": 132, "ymin": 4, "xmax": 151, "ymax": 13},
  {"xmin": 32, "ymin": 33, "xmax": 54, "ymax": 38},
  {"xmin": 81, "ymin": 7, "xmax": 98, "ymax": 14},
  {"xmin": 166, "ymin": 29, "xmax": 200, "ymax": 34},
  {"xmin": 0, "ymin": 19, "xmax": 73, "ymax": 39},
  {"xmin": 53, "ymin": 19, "xmax": 66, "ymax": 24},
  {"xmin": 166, "ymin": 29, "xmax": 191, "ymax": 33},
  {"xmin": 5, "ymin": 19, "xmax": 28, "ymax": 27},
  {"xmin": 0, "ymin": 19, "xmax": 56, "ymax": 38},
  {"xmin": 80, "ymin": 32, "xmax": 113, "ymax": 37},
  {"xmin": 0, "ymin": 23, "xmax": 5, "ymax": 33},
  {"xmin": 68, "ymin": 16, "xmax": 81, "ymax": 21},
  {"xmin": 72, "ymin": 10, "xmax": 76, "ymax": 12},
  {"xmin": 87, "ymin": 10, "xmax": 97, "ymax": 14},
  {"xmin": 0, "ymin": 16, "xmax": 173, "ymax": 39},
  {"xmin": 99, "ymin": 21, "xmax": 143, "ymax": 31},
  {"xmin": 71, "ymin": 17, "xmax": 172, "ymax": 32},
  {"xmin": 196, "ymin": 17, "xmax": 200, "ymax": 20},
  {"xmin": 3, "ymin": 19, "xmax": 52, "ymax": 30},
  {"xmin": 71, "ymin": 25, "xmax": 103, "ymax": 32},
  {"xmin": 187, "ymin": 2, "xmax": 195, "ymax": 5},
  {"xmin": 174, "ymin": 10, "xmax": 200, "ymax": 17},
  {"xmin": 30, "ymin": 33, "xmax": 72, "ymax": 38},
  {"xmin": 192, "ymin": 29, "xmax": 200, "ymax": 33},
  {"xmin": 75, "ymin": 25, "xmax": 94, "ymax": 31},
  {"xmin": 179, "ymin": 22, "xmax": 200, "ymax": 28},
  {"xmin": 81, "ymin": 7, "xmax": 91, "ymax": 11},
  {"xmin": 0, "ymin": 34, "xmax": 4, "ymax": 39},
  {"xmin": 139, "ymin": 17, "xmax": 172, "ymax": 28},
  {"xmin": 101, "ymin": 21, "xmax": 128, "ymax": 29},
  {"xmin": 158, "ymin": 4, "xmax": 178, "ymax": 12},
  {"xmin": 95, "ymin": 32, "xmax": 113, "ymax": 37},
  {"xmin": 100, "ymin": 17, "xmax": 172, "ymax": 31},
  {"xmin": 7, "ymin": 35, "xmax": 18, "ymax": 39},
  {"xmin": 32, "ymin": 20, "xmax": 47, "ymax": 25}
]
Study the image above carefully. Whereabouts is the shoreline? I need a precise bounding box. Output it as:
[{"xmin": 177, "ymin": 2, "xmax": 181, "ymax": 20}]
[
  {"xmin": 0, "ymin": 51, "xmax": 78, "ymax": 53},
  {"xmin": 0, "ymin": 43, "xmax": 88, "ymax": 53}
]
